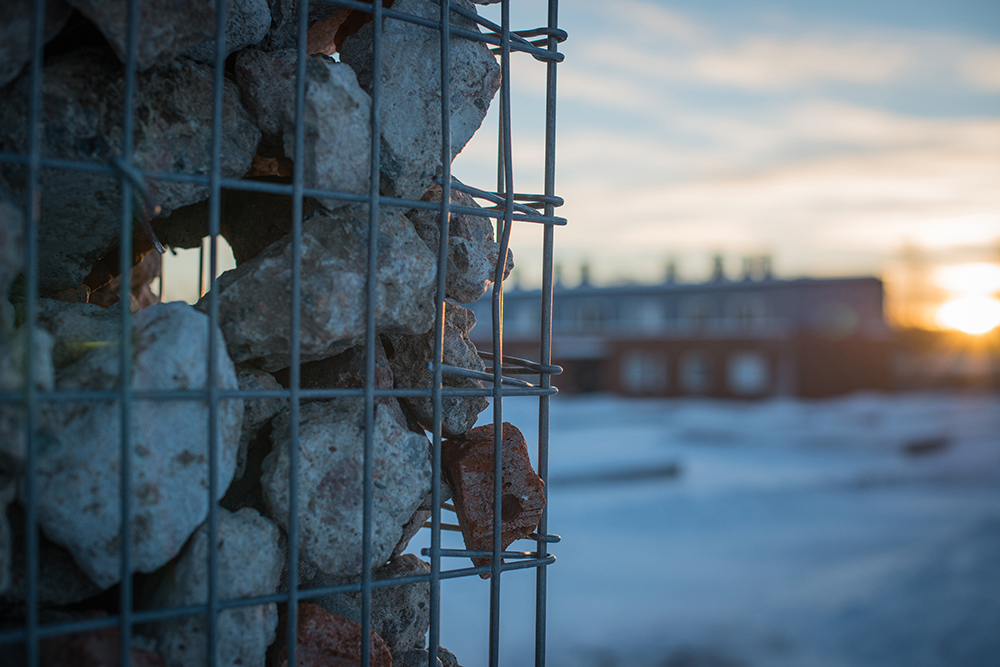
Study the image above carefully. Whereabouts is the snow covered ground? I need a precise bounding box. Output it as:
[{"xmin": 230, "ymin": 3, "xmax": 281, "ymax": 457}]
[{"xmin": 410, "ymin": 392, "xmax": 1000, "ymax": 667}]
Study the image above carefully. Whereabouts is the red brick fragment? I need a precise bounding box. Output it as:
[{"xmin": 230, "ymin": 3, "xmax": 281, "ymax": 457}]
[
  {"xmin": 442, "ymin": 422, "xmax": 546, "ymax": 576},
  {"xmin": 39, "ymin": 612, "xmax": 165, "ymax": 667},
  {"xmin": 269, "ymin": 603, "xmax": 392, "ymax": 667}
]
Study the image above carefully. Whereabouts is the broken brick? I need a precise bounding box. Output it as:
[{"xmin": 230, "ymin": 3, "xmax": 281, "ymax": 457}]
[
  {"xmin": 441, "ymin": 422, "xmax": 546, "ymax": 575},
  {"xmin": 269, "ymin": 603, "xmax": 392, "ymax": 667}
]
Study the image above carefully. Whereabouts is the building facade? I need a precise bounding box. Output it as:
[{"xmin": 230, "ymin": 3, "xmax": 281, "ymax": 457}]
[{"xmin": 470, "ymin": 275, "xmax": 893, "ymax": 398}]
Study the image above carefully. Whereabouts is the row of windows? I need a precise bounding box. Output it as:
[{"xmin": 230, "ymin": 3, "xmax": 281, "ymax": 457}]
[{"xmin": 619, "ymin": 350, "xmax": 771, "ymax": 396}]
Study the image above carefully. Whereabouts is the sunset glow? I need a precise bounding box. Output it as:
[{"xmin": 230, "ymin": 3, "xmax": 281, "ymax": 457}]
[
  {"xmin": 935, "ymin": 263, "xmax": 1000, "ymax": 295},
  {"xmin": 935, "ymin": 295, "xmax": 1000, "ymax": 334}
]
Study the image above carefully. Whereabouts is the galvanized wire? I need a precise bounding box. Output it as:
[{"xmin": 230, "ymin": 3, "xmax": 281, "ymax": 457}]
[{"xmin": 0, "ymin": 1, "xmax": 565, "ymax": 666}]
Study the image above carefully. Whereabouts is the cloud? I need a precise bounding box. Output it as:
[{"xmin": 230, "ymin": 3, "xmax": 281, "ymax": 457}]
[{"xmin": 961, "ymin": 47, "xmax": 1000, "ymax": 91}]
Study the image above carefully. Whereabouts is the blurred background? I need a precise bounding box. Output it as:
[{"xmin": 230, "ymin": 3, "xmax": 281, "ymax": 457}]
[{"xmin": 156, "ymin": 1, "xmax": 1000, "ymax": 665}]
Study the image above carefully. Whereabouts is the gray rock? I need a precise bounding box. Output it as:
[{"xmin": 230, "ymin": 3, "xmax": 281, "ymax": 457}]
[
  {"xmin": 202, "ymin": 205, "xmax": 436, "ymax": 371},
  {"xmin": 390, "ymin": 481, "xmax": 453, "ymax": 560},
  {"xmin": 151, "ymin": 508, "xmax": 283, "ymax": 667},
  {"xmin": 399, "ymin": 649, "xmax": 443, "ymax": 667},
  {"xmin": 408, "ymin": 181, "xmax": 513, "ymax": 304},
  {"xmin": 234, "ymin": 365, "xmax": 285, "ymax": 480},
  {"xmin": 385, "ymin": 301, "xmax": 488, "ymax": 437},
  {"xmin": 184, "ymin": 0, "xmax": 271, "ymax": 63},
  {"xmin": 35, "ymin": 298, "xmax": 124, "ymax": 370},
  {"xmin": 235, "ymin": 48, "xmax": 371, "ymax": 207},
  {"xmin": 0, "ymin": 198, "xmax": 24, "ymax": 333},
  {"xmin": 0, "ymin": 475, "xmax": 14, "ymax": 594},
  {"xmin": 0, "ymin": 0, "xmax": 72, "ymax": 88},
  {"xmin": 1, "ymin": 512, "xmax": 103, "ymax": 605},
  {"xmin": 340, "ymin": 0, "xmax": 501, "ymax": 201},
  {"xmin": 0, "ymin": 326, "xmax": 54, "ymax": 474},
  {"xmin": 310, "ymin": 554, "xmax": 431, "ymax": 657},
  {"xmin": 64, "ymin": 0, "xmax": 216, "ymax": 71},
  {"xmin": 438, "ymin": 646, "xmax": 463, "ymax": 667},
  {"xmin": 0, "ymin": 51, "xmax": 260, "ymax": 293},
  {"xmin": 262, "ymin": 399, "xmax": 432, "ymax": 577},
  {"xmin": 30, "ymin": 302, "xmax": 243, "ymax": 588}
]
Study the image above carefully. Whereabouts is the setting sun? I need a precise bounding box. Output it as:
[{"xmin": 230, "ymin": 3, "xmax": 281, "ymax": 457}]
[{"xmin": 936, "ymin": 295, "xmax": 1000, "ymax": 335}]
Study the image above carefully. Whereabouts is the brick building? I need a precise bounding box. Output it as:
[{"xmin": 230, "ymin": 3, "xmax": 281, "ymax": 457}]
[{"xmin": 470, "ymin": 270, "xmax": 893, "ymax": 398}]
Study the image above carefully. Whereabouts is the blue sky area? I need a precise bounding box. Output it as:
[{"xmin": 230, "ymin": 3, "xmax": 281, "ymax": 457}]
[{"xmin": 456, "ymin": 0, "xmax": 1000, "ymax": 317}]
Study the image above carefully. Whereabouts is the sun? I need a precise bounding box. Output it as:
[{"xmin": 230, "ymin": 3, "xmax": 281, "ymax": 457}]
[{"xmin": 936, "ymin": 295, "xmax": 1000, "ymax": 335}]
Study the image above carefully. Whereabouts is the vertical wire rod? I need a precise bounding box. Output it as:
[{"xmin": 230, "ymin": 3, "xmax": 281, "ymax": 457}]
[
  {"xmin": 536, "ymin": 2, "xmax": 559, "ymax": 664},
  {"xmin": 118, "ymin": 1, "xmax": 142, "ymax": 665},
  {"xmin": 286, "ymin": 0, "xmax": 313, "ymax": 665},
  {"xmin": 362, "ymin": 1, "xmax": 385, "ymax": 664},
  {"xmin": 23, "ymin": 0, "xmax": 47, "ymax": 664},
  {"xmin": 490, "ymin": 2, "xmax": 516, "ymax": 665},
  {"xmin": 428, "ymin": 0, "xmax": 453, "ymax": 665},
  {"xmin": 205, "ymin": 0, "xmax": 231, "ymax": 661}
]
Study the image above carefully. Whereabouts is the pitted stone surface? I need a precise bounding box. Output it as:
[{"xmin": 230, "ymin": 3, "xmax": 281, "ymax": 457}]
[
  {"xmin": 408, "ymin": 181, "xmax": 513, "ymax": 304},
  {"xmin": 262, "ymin": 399, "xmax": 431, "ymax": 577},
  {"xmin": 0, "ymin": 475, "xmax": 14, "ymax": 594},
  {"xmin": 269, "ymin": 603, "xmax": 392, "ymax": 667},
  {"xmin": 202, "ymin": 205, "xmax": 436, "ymax": 371},
  {"xmin": 385, "ymin": 301, "xmax": 488, "ymax": 437},
  {"xmin": 0, "ymin": 0, "xmax": 72, "ymax": 88},
  {"xmin": 340, "ymin": 0, "xmax": 500, "ymax": 201},
  {"xmin": 151, "ymin": 508, "xmax": 283, "ymax": 667},
  {"xmin": 64, "ymin": 0, "xmax": 216, "ymax": 70},
  {"xmin": 184, "ymin": 0, "xmax": 271, "ymax": 63},
  {"xmin": 0, "ymin": 51, "xmax": 259, "ymax": 293},
  {"xmin": 235, "ymin": 365, "xmax": 286, "ymax": 480},
  {"xmin": 235, "ymin": 49, "xmax": 371, "ymax": 207},
  {"xmin": 309, "ymin": 554, "xmax": 431, "ymax": 656},
  {"xmin": 0, "ymin": 198, "xmax": 24, "ymax": 332},
  {"xmin": 0, "ymin": 327, "xmax": 54, "ymax": 474},
  {"xmin": 442, "ymin": 422, "xmax": 545, "ymax": 574},
  {"xmin": 30, "ymin": 303, "xmax": 243, "ymax": 588}
]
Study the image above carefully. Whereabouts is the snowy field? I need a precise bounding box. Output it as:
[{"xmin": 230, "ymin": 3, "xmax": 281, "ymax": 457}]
[{"xmin": 410, "ymin": 392, "xmax": 1000, "ymax": 667}]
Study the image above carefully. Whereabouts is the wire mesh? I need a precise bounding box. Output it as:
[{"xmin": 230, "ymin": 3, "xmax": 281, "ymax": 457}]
[{"xmin": 0, "ymin": 1, "xmax": 564, "ymax": 665}]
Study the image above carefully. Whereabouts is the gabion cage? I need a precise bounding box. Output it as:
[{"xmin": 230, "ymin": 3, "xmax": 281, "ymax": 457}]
[{"xmin": 0, "ymin": 0, "xmax": 565, "ymax": 666}]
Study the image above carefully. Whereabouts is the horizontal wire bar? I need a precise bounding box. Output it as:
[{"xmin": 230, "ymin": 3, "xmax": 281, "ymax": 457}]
[
  {"xmin": 421, "ymin": 548, "xmax": 545, "ymax": 559},
  {"xmin": 0, "ymin": 384, "xmax": 558, "ymax": 403},
  {"xmin": 0, "ymin": 153, "xmax": 565, "ymax": 225},
  {"xmin": 429, "ymin": 362, "xmax": 536, "ymax": 387},
  {"xmin": 477, "ymin": 350, "xmax": 563, "ymax": 375},
  {"xmin": 0, "ymin": 556, "xmax": 556, "ymax": 646}
]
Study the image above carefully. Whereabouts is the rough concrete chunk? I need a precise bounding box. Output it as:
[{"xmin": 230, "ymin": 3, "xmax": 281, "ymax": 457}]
[
  {"xmin": 234, "ymin": 365, "xmax": 286, "ymax": 481},
  {"xmin": 408, "ymin": 181, "xmax": 513, "ymax": 304},
  {"xmin": 385, "ymin": 301, "xmax": 489, "ymax": 437},
  {"xmin": 65, "ymin": 0, "xmax": 216, "ymax": 71},
  {"xmin": 184, "ymin": 0, "xmax": 271, "ymax": 63},
  {"xmin": 0, "ymin": 326, "xmax": 54, "ymax": 474},
  {"xmin": 30, "ymin": 303, "xmax": 243, "ymax": 588},
  {"xmin": 235, "ymin": 48, "xmax": 371, "ymax": 207},
  {"xmin": 442, "ymin": 422, "xmax": 545, "ymax": 574},
  {"xmin": 0, "ymin": 51, "xmax": 260, "ymax": 293},
  {"xmin": 0, "ymin": 198, "xmax": 24, "ymax": 333},
  {"xmin": 151, "ymin": 508, "xmax": 283, "ymax": 667},
  {"xmin": 202, "ymin": 205, "xmax": 436, "ymax": 371},
  {"xmin": 340, "ymin": 0, "xmax": 500, "ymax": 201},
  {"xmin": 262, "ymin": 399, "xmax": 431, "ymax": 577},
  {"xmin": 309, "ymin": 554, "xmax": 431, "ymax": 657},
  {"xmin": 0, "ymin": 0, "xmax": 72, "ymax": 89}
]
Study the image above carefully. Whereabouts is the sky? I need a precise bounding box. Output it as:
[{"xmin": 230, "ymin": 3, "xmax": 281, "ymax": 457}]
[
  {"xmin": 454, "ymin": 0, "xmax": 1000, "ymax": 324},
  {"xmin": 164, "ymin": 0, "xmax": 1000, "ymax": 328}
]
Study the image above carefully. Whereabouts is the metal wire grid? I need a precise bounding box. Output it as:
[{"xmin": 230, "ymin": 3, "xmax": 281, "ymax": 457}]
[{"xmin": 0, "ymin": 0, "xmax": 565, "ymax": 666}]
